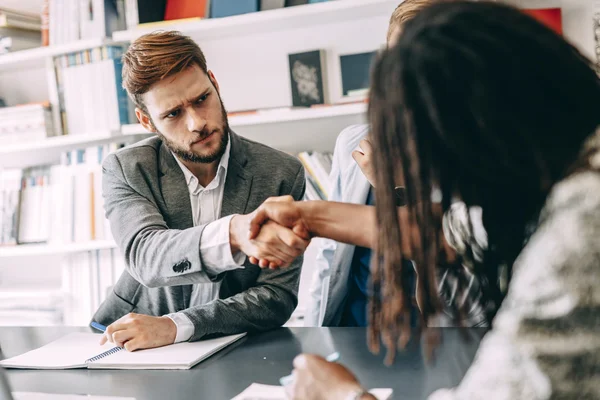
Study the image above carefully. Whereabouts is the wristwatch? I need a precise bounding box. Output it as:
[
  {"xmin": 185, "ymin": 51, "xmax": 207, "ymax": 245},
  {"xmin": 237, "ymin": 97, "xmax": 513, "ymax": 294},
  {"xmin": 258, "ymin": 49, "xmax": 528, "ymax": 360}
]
[
  {"xmin": 344, "ymin": 388, "xmax": 371, "ymax": 400},
  {"xmin": 394, "ymin": 185, "xmax": 406, "ymax": 207}
]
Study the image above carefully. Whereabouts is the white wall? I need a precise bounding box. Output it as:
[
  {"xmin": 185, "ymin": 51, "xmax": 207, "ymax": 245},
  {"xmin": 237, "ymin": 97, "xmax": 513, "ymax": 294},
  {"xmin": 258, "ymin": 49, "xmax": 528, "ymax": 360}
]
[
  {"xmin": 196, "ymin": 13, "xmax": 393, "ymax": 112},
  {"xmin": 502, "ymin": 0, "xmax": 595, "ymax": 60}
]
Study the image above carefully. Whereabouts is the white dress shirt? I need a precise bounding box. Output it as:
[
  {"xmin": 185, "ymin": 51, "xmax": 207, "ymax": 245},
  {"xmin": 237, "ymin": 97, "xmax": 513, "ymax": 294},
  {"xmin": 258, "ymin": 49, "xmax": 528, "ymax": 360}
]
[{"xmin": 166, "ymin": 137, "xmax": 246, "ymax": 342}]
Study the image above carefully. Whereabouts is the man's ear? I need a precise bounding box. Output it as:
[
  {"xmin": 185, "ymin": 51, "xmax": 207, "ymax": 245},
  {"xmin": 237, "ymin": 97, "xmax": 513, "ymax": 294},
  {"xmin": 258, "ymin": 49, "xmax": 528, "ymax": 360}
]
[
  {"xmin": 136, "ymin": 108, "xmax": 156, "ymax": 133},
  {"xmin": 208, "ymin": 70, "xmax": 220, "ymax": 93}
]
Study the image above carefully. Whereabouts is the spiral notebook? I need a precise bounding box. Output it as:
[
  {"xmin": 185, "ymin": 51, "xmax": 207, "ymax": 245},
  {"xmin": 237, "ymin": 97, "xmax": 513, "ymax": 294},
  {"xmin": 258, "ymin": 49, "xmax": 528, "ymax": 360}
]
[{"xmin": 0, "ymin": 332, "xmax": 245, "ymax": 370}]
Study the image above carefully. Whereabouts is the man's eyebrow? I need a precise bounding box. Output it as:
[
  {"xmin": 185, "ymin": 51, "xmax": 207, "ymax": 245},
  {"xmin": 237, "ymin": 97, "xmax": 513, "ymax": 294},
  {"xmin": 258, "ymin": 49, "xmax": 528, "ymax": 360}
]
[{"xmin": 159, "ymin": 89, "xmax": 211, "ymax": 118}]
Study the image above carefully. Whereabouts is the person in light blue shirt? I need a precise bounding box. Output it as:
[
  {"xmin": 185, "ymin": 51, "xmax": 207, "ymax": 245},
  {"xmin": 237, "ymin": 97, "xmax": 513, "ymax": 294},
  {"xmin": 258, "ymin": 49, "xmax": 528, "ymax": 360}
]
[{"xmin": 304, "ymin": 0, "xmax": 489, "ymax": 328}]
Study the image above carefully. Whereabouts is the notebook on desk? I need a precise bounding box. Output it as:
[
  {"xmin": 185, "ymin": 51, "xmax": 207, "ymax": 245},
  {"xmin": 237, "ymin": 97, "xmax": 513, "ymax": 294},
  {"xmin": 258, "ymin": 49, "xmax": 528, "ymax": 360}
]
[{"xmin": 0, "ymin": 332, "xmax": 245, "ymax": 370}]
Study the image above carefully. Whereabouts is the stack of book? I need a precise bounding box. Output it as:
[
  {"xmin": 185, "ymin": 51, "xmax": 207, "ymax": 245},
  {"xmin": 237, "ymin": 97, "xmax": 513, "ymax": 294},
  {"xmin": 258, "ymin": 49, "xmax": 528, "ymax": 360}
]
[
  {"xmin": 45, "ymin": 0, "xmax": 126, "ymax": 46},
  {"xmin": 297, "ymin": 151, "xmax": 332, "ymax": 201},
  {"xmin": 0, "ymin": 142, "xmax": 126, "ymax": 247},
  {"xmin": 53, "ymin": 45, "xmax": 133, "ymax": 135},
  {"xmin": 0, "ymin": 8, "xmax": 42, "ymax": 53},
  {"xmin": 0, "ymin": 102, "xmax": 56, "ymax": 146}
]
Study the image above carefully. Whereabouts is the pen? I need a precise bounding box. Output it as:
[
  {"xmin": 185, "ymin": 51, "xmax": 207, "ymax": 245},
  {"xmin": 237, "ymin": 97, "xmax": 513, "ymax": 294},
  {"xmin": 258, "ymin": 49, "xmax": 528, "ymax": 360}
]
[
  {"xmin": 279, "ymin": 352, "xmax": 340, "ymax": 386},
  {"xmin": 90, "ymin": 322, "xmax": 107, "ymax": 333}
]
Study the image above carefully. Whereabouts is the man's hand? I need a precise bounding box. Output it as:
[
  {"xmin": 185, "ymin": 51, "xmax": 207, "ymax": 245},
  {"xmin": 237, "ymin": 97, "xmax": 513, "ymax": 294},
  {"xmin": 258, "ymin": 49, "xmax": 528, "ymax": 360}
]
[
  {"xmin": 230, "ymin": 209, "xmax": 309, "ymax": 269},
  {"xmin": 285, "ymin": 354, "xmax": 375, "ymax": 400},
  {"xmin": 352, "ymin": 138, "xmax": 376, "ymax": 187},
  {"xmin": 99, "ymin": 313, "xmax": 176, "ymax": 351},
  {"xmin": 246, "ymin": 196, "xmax": 312, "ymax": 268}
]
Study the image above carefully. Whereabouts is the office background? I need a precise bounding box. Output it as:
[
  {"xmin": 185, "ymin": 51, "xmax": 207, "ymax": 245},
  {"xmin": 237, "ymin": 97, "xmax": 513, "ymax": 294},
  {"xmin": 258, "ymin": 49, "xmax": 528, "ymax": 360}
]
[{"xmin": 0, "ymin": 0, "xmax": 596, "ymax": 327}]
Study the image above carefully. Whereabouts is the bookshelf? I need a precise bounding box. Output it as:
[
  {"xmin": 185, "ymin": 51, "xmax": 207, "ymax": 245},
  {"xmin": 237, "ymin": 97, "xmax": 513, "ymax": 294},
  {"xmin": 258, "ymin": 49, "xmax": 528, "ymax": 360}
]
[
  {"xmin": 0, "ymin": 38, "xmax": 123, "ymax": 72},
  {"xmin": 0, "ymin": 130, "xmax": 152, "ymax": 169},
  {"xmin": 113, "ymin": 0, "xmax": 396, "ymax": 42},
  {"xmin": 0, "ymin": 240, "xmax": 116, "ymax": 258}
]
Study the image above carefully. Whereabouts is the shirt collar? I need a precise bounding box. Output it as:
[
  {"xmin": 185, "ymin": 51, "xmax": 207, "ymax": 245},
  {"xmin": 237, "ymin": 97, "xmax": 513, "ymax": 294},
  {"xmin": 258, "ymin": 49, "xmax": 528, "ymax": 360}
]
[{"xmin": 173, "ymin": 133, "xmax": 231, "ymax": 193}]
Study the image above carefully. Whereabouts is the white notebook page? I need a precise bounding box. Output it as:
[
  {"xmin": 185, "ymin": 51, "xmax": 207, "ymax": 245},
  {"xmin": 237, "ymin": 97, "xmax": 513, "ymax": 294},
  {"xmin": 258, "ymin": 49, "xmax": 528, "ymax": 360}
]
[
  {"xmin": 89, "ymin": 333, "xmax": 246, "ymax": 370},
  {"xmin": 0, "ymin": 333, "xmax": 117, "ymax": 370},
  {"xmin": 232, "ymin": 384, "xmax": 392, "ymax": 400}
]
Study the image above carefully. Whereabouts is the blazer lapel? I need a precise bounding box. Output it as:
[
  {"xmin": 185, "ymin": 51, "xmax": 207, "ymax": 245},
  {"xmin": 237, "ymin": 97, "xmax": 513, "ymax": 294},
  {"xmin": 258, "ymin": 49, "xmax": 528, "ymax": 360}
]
[
  {"xmin": 221, "ymin": 132, "xmax": 253, "ymax": 217},
  {"xmin": 158, "ymin": 143, "xmax": 194, "ymax": 230}
]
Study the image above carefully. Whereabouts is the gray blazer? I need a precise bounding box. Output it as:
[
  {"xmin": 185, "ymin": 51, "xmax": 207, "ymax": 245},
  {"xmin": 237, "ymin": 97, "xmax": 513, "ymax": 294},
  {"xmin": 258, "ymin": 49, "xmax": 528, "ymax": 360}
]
[{"xmin": 93, "ymin": 132, "xmax": 305, "ymax": 341}]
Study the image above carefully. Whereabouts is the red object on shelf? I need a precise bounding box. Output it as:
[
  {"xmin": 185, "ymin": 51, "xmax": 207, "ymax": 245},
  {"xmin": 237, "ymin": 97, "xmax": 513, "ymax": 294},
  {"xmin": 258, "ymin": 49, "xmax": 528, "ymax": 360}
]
[
  {"xmin": 523, "ymin": 8, "xmax": 562, "ymax": 35},
  {"xmin": 164, "ymin": 0, "xmax": 209, "ymax": 20}
]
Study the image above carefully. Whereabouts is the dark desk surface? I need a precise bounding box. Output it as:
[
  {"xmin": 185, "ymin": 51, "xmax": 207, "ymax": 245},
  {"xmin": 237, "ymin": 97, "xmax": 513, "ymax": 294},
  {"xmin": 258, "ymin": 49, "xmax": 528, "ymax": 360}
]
[{"xmin": 0, "ymin": 327, "xmax": 486, "ymax": 400}]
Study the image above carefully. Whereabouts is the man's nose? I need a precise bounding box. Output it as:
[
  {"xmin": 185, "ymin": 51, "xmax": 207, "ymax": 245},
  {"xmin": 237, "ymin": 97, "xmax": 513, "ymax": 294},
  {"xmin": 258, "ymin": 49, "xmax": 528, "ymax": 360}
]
[{"xmin": 187, "ymin": 109, "xmax": 207, "ymax": 133}]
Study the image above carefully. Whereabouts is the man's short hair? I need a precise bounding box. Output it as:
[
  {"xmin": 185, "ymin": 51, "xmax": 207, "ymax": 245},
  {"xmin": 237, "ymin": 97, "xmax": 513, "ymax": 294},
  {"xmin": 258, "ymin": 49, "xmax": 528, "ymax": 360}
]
[
  {"xmin": 387, "ymin": 0, "xmax": 440, "ymax": 42},
  {"xmin": 122, "ymin": 31, "xmax": 208, "ymax": 111}
]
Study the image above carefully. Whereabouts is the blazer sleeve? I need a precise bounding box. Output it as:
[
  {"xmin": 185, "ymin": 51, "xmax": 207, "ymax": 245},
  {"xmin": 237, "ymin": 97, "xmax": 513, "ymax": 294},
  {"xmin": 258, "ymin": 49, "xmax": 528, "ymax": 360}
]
[
  {"xmin": 102, "ymin": 153, "xmax": 219, "ymax": 288},
  {"xmin": 181, "ymin": 165, "xmax": 306, "ymax": 340}
]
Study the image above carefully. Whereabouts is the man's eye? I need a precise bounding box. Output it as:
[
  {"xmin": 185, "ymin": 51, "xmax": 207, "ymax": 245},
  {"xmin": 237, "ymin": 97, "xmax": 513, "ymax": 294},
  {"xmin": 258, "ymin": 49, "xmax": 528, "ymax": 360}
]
[
  {"xmin": 196, "ymin": 94, "xmax": 209, "ymax": 104},
  {"xmin": 166, "ymin": 110, "xmax": 180, "ymax": 119}
]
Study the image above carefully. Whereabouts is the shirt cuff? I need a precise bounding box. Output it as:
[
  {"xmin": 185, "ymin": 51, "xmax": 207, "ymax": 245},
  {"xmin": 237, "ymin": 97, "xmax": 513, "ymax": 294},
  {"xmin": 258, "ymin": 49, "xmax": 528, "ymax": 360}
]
[
  {"xmin": 200, "ymin": 214, "xmax": 247, "ymax": 276},
  {"xmin": 166, "ymin": 312, "xmax": 194, "ymax": 343}
]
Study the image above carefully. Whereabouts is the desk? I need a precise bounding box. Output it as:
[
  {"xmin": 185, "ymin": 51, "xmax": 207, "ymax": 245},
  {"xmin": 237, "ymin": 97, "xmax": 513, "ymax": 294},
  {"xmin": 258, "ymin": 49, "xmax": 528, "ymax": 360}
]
[{"xmin": 0, "ymin": 327, "xmax": 485, "ymax": 400}]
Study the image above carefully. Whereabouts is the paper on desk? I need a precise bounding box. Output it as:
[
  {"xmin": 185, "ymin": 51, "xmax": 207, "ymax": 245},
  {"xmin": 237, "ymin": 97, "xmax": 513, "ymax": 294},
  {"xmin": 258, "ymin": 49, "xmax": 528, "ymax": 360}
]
[
  {"xmin": 13, "ymin": 393, "xmax": 136, "ymax": 400},
  {"xmin": 231, "ymin": 384, "xmax": 392, "ymax": 400}
]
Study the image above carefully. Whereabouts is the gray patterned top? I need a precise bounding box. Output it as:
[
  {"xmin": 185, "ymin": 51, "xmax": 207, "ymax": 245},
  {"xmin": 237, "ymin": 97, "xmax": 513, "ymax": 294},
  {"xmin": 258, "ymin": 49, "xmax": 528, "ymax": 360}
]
[{"xmin": 429, "ymin": 164, "xmax": 600, "ymax": 399}]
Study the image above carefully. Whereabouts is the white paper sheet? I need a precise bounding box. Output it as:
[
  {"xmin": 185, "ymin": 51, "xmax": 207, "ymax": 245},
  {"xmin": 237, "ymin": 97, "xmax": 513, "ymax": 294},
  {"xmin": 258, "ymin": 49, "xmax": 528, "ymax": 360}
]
[{"xmin": 231, "ymin": 383, "xmax": 392, "ymax": 400}]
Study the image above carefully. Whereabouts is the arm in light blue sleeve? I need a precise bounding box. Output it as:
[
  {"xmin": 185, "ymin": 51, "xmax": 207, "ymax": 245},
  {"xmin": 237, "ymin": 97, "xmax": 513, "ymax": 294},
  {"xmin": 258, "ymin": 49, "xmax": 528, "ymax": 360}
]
[{"xmin": 303, "ymin": 133, "xmax": 345, "ymax": 327}]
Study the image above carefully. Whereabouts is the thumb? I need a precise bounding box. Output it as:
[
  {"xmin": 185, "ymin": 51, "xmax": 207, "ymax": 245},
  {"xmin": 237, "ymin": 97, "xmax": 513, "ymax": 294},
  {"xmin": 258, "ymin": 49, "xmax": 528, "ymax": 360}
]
[
  {"xmin": 293, "ymin": 354, "xmax": 308, "ymax": 369},
  {"xmin": 248, "ymin": 209, "xmax": 268, "ymax": 240},
  {"xmin": 264, "ymin": 195, "xmax": 294, "ymax": 204},
  {"xmin": 352, "ymin": 150, "xmax": 365, "ymax": 164}
]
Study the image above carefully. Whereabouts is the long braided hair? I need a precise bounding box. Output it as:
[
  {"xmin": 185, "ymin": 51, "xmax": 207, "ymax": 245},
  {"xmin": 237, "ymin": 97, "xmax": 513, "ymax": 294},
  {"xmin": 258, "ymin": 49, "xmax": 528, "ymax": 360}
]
[{"xmin": 367, "ymin": 1, "xmax": 600, "ymax": 363}]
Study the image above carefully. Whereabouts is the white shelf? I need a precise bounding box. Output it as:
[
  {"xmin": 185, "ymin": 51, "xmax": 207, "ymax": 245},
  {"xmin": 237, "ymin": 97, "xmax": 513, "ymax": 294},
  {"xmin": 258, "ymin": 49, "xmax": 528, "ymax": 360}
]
[
  {"xmin": 0, "ymin": 130, "xmax": 151, "ymax": 169},
  {"xmin": 0, "ymin": 240, "xmax": 117, "ymax": 258},
  {"xmin": 113, "ymin": 0, "xmax": 396, "ymax": 42},
  {"xmin": 0, "ymin": 38, "xmax": 122, "ymax": 72},
  {"xmin": 122, "ymin": 102, "xmax": 367, "ymax": 152}
]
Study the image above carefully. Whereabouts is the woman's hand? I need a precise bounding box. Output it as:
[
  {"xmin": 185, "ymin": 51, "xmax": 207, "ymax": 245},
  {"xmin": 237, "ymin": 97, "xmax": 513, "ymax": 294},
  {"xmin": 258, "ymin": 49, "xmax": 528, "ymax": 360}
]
[
  {"xmin": 286, "ymin": 354, "xmax": 375, "ymax": 400},
  {"xmin": 352, "ymin": 138, "xmax": 376, "ymax": 187},
  {"xmin": 248, "ymin": 196, "xmax": 311, "ymax": 268}
]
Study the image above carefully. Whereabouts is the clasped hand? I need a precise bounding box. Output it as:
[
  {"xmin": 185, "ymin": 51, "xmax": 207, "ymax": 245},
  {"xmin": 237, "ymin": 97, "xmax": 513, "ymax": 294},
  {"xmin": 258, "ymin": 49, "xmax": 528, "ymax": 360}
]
[{"xmin": 230, "ymin": 196, "xmax": 311, "ymax": 269}]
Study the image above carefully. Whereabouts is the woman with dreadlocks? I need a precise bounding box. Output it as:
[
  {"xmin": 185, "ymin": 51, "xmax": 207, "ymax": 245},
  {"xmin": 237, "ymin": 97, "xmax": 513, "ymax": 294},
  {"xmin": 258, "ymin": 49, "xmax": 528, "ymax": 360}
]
[{"xmin": 248, "ymin": 1, "xmax": 600, "ymax": 399}]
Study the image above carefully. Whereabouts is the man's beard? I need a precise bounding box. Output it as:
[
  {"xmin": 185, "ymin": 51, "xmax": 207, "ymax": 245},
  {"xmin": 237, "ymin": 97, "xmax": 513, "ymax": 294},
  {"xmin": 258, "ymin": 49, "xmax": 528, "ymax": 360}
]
[{"xmin": 156, "ymin": 99, "xmax": 230, "ymax": 164}]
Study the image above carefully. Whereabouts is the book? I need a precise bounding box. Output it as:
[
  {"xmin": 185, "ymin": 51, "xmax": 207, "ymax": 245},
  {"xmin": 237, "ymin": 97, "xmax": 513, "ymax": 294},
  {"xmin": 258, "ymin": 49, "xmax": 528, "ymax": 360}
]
[
  {"xmin": 0, "ymin": 10, "xmax": 42, "ymax": 31},
  {"xmin": 232, "ymin": 384, "xmax": 392, "ymax": 400},
  {"xmin": 288, "ymin": 50, "xmax": 329, "ymax": 107},
  {"xmin": 522, "ymin": 8, "xmax": 562, "ymax": 35},
  {"xmin": 210, "ymin": 0, "xmax": 259, "ymax": 18},
  {"xmin": 339, "ymin": 51, "xmax": 377, "ymax": 97},
  {"xmin": 164, "ymin": 0, "xmax": 209, "ymax": 20},
  {"xmin": 0, "ymin": 332, "xmax": 246, "ymax": 370},
  {"xmin": 260, "ymin": 0, "xmax": 285, "ymax": 11},
  {"xmin": 41, "ymin": 0, "xmax": 50, "ymax": 46},
  {"xmin": 285, "ymin": 0, "xmax": 308, "ymax": 6},
  {"xmin": 124, "ymin": 0, "xmax": 167, "ymax": 29}
]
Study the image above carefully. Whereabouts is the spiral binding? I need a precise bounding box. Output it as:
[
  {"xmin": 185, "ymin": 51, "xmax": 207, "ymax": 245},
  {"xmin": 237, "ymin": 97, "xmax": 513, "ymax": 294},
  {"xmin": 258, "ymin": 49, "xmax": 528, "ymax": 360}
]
[{"xmin": 85, "ymin": 346, "xmax": 123, "ymax": 363}]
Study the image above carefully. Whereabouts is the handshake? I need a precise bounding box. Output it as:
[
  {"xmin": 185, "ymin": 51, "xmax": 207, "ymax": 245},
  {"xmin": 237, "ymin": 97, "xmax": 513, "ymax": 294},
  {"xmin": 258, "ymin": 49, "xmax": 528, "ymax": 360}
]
[{"xmin": 229, "ymin": 196, "xmax": 311, "ymax": 269}]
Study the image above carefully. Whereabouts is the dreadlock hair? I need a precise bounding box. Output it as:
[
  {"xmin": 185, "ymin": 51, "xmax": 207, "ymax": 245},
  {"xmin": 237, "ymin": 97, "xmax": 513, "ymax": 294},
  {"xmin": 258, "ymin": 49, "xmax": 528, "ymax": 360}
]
[{"xmin": 367, "ymin": 0, "xmax": 600, "ymax": 364}]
